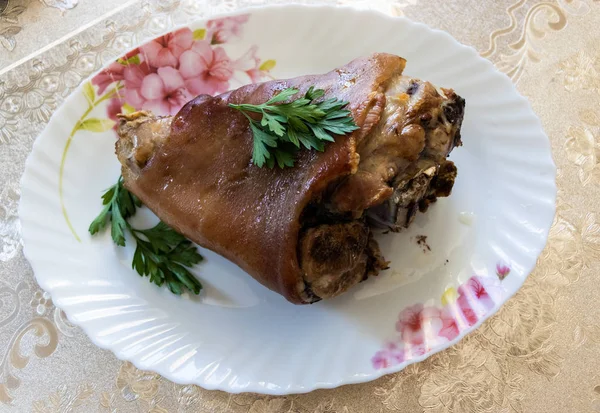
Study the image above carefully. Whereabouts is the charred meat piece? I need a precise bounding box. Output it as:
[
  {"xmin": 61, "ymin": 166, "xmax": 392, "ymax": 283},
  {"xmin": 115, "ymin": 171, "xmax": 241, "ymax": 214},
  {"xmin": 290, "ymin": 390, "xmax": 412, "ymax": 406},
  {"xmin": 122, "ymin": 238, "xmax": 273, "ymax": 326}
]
[{"xmin": 116, "ymin": 53, "xmax": 464, "ymax": 304}]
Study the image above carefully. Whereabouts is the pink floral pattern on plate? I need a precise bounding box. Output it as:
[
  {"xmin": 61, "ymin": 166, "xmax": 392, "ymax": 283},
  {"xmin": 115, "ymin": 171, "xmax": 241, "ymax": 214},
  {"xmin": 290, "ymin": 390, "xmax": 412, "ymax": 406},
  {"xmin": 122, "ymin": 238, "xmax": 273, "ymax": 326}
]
[
  {"xmin": 91, "ymin": 14, "xmax": 274, "ymax": 121},
  {"xmin": 372, "ymin": 262, "xmax": 511, "ymax": 369}
]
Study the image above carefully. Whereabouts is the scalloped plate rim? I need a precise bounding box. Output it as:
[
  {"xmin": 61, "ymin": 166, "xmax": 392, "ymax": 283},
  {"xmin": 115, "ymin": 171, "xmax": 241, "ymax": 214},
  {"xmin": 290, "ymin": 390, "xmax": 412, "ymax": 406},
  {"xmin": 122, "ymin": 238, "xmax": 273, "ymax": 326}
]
[{"xmin": 19, "ymin": 4, "xmax": 557, "ymax": 395}]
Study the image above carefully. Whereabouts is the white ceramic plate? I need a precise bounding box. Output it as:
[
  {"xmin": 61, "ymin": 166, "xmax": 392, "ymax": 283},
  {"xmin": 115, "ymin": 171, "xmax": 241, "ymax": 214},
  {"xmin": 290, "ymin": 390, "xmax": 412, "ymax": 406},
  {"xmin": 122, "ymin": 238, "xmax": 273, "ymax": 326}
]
[{"xmin": 19, "ymin": 5, "xmax": 556, "ymax": 394}]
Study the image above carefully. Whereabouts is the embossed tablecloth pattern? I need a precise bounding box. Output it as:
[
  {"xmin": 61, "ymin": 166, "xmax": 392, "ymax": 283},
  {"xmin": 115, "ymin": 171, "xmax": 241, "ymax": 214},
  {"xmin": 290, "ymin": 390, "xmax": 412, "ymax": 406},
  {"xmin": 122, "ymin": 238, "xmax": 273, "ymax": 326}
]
[{"xmin": 1, "ymin": 0, "xmax": 599, "ymax": 412}]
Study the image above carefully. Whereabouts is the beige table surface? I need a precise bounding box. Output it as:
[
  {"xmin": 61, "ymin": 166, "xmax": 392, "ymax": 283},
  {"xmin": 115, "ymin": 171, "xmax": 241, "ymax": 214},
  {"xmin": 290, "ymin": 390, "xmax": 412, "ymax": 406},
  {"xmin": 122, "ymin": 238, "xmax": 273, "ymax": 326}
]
[{"xmin": 1, "ymin": 0, "xmax": 599, "ymax": 412}]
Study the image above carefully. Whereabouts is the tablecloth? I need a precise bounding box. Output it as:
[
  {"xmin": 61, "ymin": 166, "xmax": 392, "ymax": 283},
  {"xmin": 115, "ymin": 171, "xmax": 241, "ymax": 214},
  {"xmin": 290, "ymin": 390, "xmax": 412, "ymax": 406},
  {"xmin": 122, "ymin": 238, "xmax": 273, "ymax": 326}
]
[{"xmin": 1, "ymin": 0, "xmax": 599, "ymax": 412}]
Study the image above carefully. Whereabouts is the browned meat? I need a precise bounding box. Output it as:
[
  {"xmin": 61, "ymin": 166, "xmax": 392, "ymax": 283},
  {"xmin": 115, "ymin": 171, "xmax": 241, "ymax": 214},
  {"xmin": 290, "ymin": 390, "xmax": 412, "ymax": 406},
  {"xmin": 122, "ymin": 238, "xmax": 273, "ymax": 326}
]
[
  {"xmin": 116, "ymin": 111, "xmax": 172, "ymax": 171},
  {"xmin": 330, "ymin": 76, "xmax": 464, "ymax": 230},
  {"xmin": 299, "ymin": 222, "xmax": 369, "ymax": 299},
  {"xmin": 116, "ymin": 53, "xmax": 464, "ymax": 304}
]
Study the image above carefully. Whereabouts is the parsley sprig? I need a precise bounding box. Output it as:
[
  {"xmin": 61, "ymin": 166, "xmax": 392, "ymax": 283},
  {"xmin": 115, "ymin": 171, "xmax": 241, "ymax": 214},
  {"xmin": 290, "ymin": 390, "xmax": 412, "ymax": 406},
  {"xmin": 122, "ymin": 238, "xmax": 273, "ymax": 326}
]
[
  {"xmin": 89, "ymin": 176, "xmax": 141, "ymax": 246},
  {"xmin": 229, "ymin": 87, "xmax": 359, "ymax": 168},
  {"xmin": 89, "ymin": 176, "xmax": 203, "ymax": 295}
]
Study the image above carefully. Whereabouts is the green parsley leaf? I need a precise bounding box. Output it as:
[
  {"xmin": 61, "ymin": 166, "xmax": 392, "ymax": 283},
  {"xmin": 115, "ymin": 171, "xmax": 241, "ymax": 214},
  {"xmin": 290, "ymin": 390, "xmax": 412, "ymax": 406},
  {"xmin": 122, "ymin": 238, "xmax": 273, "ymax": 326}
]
[
  {"xmin": 89, "ymin": 176, "xmax": 204, "ymax": 295},
  {"xmin": 265, "ymin": 87, "xmax": 299, "ymax": 104},
  {"xmin": 304, "ymin": 86, "xmax": 325, "ymax": 101},
  {"xmin": 88, "ymin": 176, "xmax": 132, "ymax": 246},
  {"xmin": 266, "ymin": 144, "xmax": 298, "ymax": 168},
  {"xmin": 110, "ymin": 198, "xmax": 128, "ymax": 247},
  {"xmin": 133, "ymin": 221, "xmax": 186, "ymax": 252},
  {"xmin": 228, "ymin": 86, "xmax": 359, "ymax": 168},
  {"xmin": 249, "ymin": 121, "xmax": 277, "ymax": 167},
  {"xmin": 261, "ymin": 112, "xmax": 286, "ymax": 137},
  {"xmin": 130, "ymin": 226, "xmax": 203, "ymax": 295}
]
